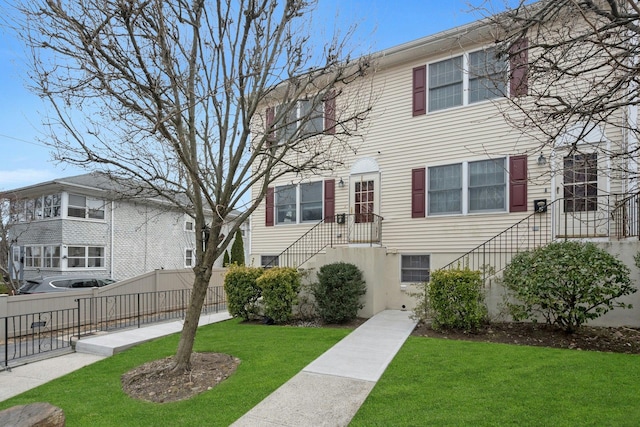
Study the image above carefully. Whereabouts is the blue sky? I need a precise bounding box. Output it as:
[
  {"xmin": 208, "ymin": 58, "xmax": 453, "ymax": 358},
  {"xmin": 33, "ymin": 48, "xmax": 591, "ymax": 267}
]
[{"xmin": 0, "ymin": 0, "xmax": 508, "ymax": 191}]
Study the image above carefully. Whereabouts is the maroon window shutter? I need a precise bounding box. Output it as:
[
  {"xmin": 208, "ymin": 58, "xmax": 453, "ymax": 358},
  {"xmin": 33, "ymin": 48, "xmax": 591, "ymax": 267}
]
[
  {"xmin": 266, "ymin": 107, "xmax": 275, "ymax": 145},
  {"xmin": 509, "ymin": 156, "xmax": 528, "ymax": 212},
  {"xmin": 411, "ymin": 168, "xmax": 426, "ymax": 218},
  {"xmin": 509, "ymin": 38, "xmax": 529, "ymax": 97},
  {"xmin": 324, "ymin": 91, "xmax": 336, "ymax": 135},
  {"xmin": 412, "ymin": 65, "xmax": 426, "ymax": 116},
  {"xmin": 324, "ymin": 179, "xmax": 335, "ymax": 222},
  {"xmin": 265, "ymin": 187, "xmax": 274, "ymax": 226}
]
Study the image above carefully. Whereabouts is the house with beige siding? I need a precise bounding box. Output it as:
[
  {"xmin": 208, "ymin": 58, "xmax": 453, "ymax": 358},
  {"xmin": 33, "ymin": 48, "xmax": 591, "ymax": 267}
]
[
  {"xmin": 2, "ymin": 173, "xmax": 248, "ymax": 282},
  {"xmin": 249, "ymin": 7, "xmax": 640, "ymax": 325}
]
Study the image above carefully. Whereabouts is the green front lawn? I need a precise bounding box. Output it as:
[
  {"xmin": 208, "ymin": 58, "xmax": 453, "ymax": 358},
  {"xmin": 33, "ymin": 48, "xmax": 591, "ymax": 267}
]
[
  {"xmin": 0, "ymin": 319, "xmax": 351, "ymax": 426},
  {"xmin": 351, "ymin": 337, "xmax": 640, "ymax": 426},
  {"xmin": 3, "ymin": 320, "xmax": 639, "ymax": 426}
]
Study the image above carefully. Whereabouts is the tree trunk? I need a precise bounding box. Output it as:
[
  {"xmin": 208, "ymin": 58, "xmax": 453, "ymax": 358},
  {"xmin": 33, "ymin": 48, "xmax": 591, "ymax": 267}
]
[{"xmin": 172, "ymin": 267, "xmax": 213, "ymax": 372}]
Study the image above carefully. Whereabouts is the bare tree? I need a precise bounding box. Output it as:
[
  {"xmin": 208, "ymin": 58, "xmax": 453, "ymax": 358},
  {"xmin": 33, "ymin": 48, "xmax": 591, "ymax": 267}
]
[
  {"xmin": 8, "ymin": 0, "xmax": 373, "ymax": 371},
  {"xmin": 487, "ymin": 0, "xmax": 640, "ymax": 185}
]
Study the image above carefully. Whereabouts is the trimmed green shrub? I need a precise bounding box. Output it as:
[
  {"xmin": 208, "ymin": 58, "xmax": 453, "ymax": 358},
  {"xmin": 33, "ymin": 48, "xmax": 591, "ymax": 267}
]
[
  {"xmin": 502, "ymin": 241, "xmax": 636, "ymax": 333},
  {"xmin": 257, "ymin": 267, "xmax": 301, "ymax": 323},
  {"xmin": 230, "ymin": 229, "xmax": 245, "ymax": 266},
  {"xmin": 426, "ymin": 268, "xmax": 487, "ymax": 332},
  {"xmin": 223, "ymin": 265, "xmax": 263, "ymax": 320},
  {"xmin": 313, "ymin": 262, "xmax": 366, "ymax": 324},
  {"xmin": 223, "ymin": 250, "xmax": 230, "ymax": 267}
]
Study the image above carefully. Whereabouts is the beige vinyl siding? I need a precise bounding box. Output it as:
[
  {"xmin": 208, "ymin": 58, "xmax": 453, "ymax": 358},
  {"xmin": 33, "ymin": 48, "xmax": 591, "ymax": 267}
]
[
  {"xmin": 250, "ymin": 31, "xmax": 629, "ymax": 265},
  {"xmin": 250, "ymin": 53, "xmax": 546, "ymax": 261}
]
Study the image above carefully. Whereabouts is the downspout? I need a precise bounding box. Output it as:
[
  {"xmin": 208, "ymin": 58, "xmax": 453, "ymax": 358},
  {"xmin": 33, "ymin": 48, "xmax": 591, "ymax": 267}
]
[
  {"xmin": 626, "ymin": 18, "xmax": 639, "ymax": 194},
  {"xmin": 110, "ymin": 200, "xmax": 115, "ymax": 279}
]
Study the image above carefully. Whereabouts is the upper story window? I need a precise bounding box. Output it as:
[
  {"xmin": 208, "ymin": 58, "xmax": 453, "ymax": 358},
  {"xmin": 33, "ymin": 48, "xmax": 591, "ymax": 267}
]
[
  {"xmin": 275, "ymin": 181, "xmax": 323, "ymax": 224},
  {"xmin": 275, "ymin": 98, "xmax": 324, "ymax": 142},
  {"xmin": 185, "ymin": 219, "xmax": 195, "ymax": 231},
  {"xmin": 428, "ymin": 158, "xmax": 506, "ymax": 216},
  {"xmin": 43, "ymin": 194, "xmax": 62, "ymax": 218},
  {"xmin": 468, "ymin": 48, "xmax": 506, "ymax": 104},
  {"xmin": 10, "ymin": 193, "xmax": 62, "ymax": 222},
  {"xmin": 427, "ymin": 48, "xmax": 507, "ymax": 113},
  {"xmin": 68, "ymin": 194, "xmax": 105, "ymax": 220},
  {"xmin": 429, "ymin": 56, "xmax": 463, "ymax": 112},
  {"xmin": 266, "ymin": 92, "xmax": 336, "ymax": 145}
]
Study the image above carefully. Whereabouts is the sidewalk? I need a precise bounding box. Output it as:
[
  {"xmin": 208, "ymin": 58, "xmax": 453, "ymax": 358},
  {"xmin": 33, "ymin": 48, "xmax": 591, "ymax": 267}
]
[
  {"xmin": 0, "ymin": 311, "xmax": 232, "ymax": 402},
  {"xmin": 1, "ymin": 310, "xmax": 417, "ymax": 426}
]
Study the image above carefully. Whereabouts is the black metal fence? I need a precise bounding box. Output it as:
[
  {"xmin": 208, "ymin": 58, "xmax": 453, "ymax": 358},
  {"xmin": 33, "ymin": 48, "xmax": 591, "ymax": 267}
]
[
  {"xmin": 2, "ymin": 308, "xmax": 78, "ymax": 369},
  {"xmin": 75, "ymin": 287, "xmax": 226, "ymax": 335},
  {"xmin": 268, "ymin": 213, "xmax": 384, "ymax": 268},
  {"xmin": 1, "ymin": 286, "xmax": 226, "ymax": 368}
]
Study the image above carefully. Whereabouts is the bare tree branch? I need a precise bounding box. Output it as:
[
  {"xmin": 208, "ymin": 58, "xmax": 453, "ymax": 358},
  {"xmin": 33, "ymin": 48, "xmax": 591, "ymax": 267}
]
[{"xmin": 7, "ymin": 0, "xmax": 375, "ymax": 370}]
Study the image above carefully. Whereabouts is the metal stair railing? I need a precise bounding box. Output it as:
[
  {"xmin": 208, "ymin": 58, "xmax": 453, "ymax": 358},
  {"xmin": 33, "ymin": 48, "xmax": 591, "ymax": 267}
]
[
  {"xmin": 612, "ymin": 191, "xmax": 640, "ymax": 239},
  {"xmin": 441, "ymin": 193, "xmax": 638, "ymax": 281},
  {"xmin": 265, "ymin": 213, "xmax": 383, "ymax": 268},
  {"xmin": 441, "ymin": 199, "xmax": 559, "ymax": 281}
]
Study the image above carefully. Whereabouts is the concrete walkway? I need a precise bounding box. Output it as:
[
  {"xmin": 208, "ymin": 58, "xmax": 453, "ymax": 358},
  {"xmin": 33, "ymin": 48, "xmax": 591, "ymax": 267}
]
[
  {"xmin": 1, "ymin": 310, "xmax": 417, "ymax": 426},
  {"xmin": 232, "ymin": 310, "xmax": 417, "ymax": 427}
]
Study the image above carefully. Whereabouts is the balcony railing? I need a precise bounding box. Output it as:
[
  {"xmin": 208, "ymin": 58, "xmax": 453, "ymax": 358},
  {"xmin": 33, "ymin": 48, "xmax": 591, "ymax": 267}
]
[{"xmin": 267, "ymin": 213, "xmax": 383, "ymax": 268}]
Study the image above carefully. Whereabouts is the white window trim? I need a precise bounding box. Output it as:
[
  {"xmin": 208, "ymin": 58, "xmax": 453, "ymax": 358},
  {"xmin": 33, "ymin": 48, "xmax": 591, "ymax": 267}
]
[
  {"xmin": 65, "ymin": 193, "xmax": 106, "ymax": 221},
  {"xmin": 21, "ymin": 244, "xmax": 62, "ymax": 269},
  {"xmin": 276, "ymin": 98, "xmax": 325, "ymax": 143},
  {"xmin": 185, "ymin": 219, "xmax": 195, "ymax": 232},
  {"xmin": 185, "ymin": 248, "xmax": 195, "ymax": 268},
  {"xmin": 427, "ymin": 157, "xmax": 508, "ymax": 217},
  {"xmin": 426, "ymin": 46, "xmax": 507, "ymax": 113},
  {"xmin": 65, "ymin": 245, "xmax": 106, "ymax": 270},
  {"xmin": 275, "ymin": 181, "xmax": 324, "ymax": 225}
]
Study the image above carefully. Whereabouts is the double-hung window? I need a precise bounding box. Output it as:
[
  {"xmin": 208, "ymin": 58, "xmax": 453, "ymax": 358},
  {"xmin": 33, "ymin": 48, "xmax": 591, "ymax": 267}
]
[
  {"xmin": 429, "ymin": 56, "xmax": 463, "ymax": 112},
  {"xmin": 25, "ymin": 246, "xmax": 42, "ymax": 268},
  {"xmin": 276, "ymin": 184, "xmax": 297, "ymax": 224},
  {"xmin": 428, "ymin": 158, "xmax": 506, "ymax": 215},
  {"xmin": 68, "ymin": 246, "xmax": 105, "ymax": 268},
  {"xmin": 68, "ymin": 194, "xmax": 105, "ymax": 219},
  {"xmin": 428, "ymin": 164, "xmax": 462, "ymax": 215},
  {"xmin": 276, "ymin": 182, "xmax": 323, "ymax": 224},
  {"xmin": 43, "ymin": 245, "xmax": 61, "ymax": 268},
  {"xmin": 185, "ymin": 249, "xmax": 195, "ymax": 267},
  {"xmin": 276, "ymin": 98, "xmax": 324, "ymax": 143},
  {"xmin": 469, "ymin": 158, "xmax": 506, "ymax": 212},
  {"xmin": 468, "ymin": 48, "xmax": 506, "ymax": 104},
  {"xmin": 428, "ymin": 48, "xmax": 506, "ymax": 112}
]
